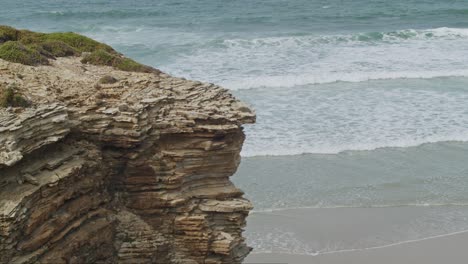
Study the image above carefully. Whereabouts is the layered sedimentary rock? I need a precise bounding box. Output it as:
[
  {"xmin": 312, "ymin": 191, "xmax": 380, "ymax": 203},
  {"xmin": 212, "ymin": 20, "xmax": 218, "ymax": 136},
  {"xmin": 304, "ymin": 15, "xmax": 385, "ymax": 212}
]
[{"xmin": 0, "ymin": 55, "xmax": 255, "ymax": 263}]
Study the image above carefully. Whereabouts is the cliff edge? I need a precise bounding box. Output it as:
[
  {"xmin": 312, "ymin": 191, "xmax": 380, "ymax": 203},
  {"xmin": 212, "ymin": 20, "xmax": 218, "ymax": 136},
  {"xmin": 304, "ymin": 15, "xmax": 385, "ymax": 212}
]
[{"xmin": 0, "ymin": 27, "xmax": 255, "ymax": 264}]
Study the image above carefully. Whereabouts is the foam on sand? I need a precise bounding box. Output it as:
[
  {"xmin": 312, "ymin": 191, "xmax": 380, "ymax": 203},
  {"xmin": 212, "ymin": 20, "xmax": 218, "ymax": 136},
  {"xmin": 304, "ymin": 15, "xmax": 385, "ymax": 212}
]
[{"xmin": 245, "ymin": 206, "xmax": 468, "ymax": 259}]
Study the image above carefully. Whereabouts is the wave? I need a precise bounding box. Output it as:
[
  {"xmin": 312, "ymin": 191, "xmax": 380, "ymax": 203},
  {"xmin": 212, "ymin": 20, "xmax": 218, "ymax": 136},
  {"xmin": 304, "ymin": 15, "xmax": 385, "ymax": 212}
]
[
  {"xmin": 238, "ymin": 75, "xmax": 468, "ymax": 158},
  {"xmin": 251, "ymin": 203, "xmax": 468, "ymax": 214},
  {"xmin": 166, "ymin": 27, "xmax": 468, "ymax": 90},
  {"xmin": 33, "ymin": 9, "xmax": 169, "ymax": 19},
  {"xmin": 225, "ymin": 69, "xmax": 468, "ymax": 90},
  {"xmin": 216, "ymin": 27, "xmax": 468, "ymax": 89},
  {"xmin": 222, "ymin": 27, "xmax": 468, "ymax": 47},
  {"xmin": 241, "ymin": 138, "xmax": 468, "ymax": 157}
]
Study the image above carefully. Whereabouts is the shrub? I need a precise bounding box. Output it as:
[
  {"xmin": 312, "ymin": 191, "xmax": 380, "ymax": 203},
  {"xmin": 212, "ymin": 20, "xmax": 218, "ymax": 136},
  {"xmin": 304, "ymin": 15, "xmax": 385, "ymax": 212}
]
[
  {"xmin": 36, "ymin": 40, "xmax": 78, "ymax": 57},
  {"xmin": 116, "ymin": 57, "xmax": 154, "ymax": 72},
  {"xmin": 81, "ymin": 50, "xmax": 154, "ymax": 73},
  {"xmin": 0, "ymin": 84, "xmax": 30, "ymax": 108},
  {"xmin": 98, "ymin": 75, "xmax": 119, "ymax": 84},
  {"xmin": 38, "ymin": 32, "xmax": 114, "ymax": 53},
  {"xmin": 0, "ymin": 25, "xmax": 18, "ymax": 44},
  {"xmin": 81, "ymin": 49, "xmax": 115, "ymax": 66},
  {"xmin": 0, "ymin": 41, "xmax": 48, "ymax": 65}
]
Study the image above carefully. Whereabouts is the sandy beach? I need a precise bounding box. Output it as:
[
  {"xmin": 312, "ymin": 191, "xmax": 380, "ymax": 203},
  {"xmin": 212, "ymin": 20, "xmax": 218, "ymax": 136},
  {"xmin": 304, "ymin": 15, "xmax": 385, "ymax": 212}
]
[
  {"xmin": 234, "ymin": 143, "xmax": 468, "ymax": 264},
  {"xmin": 246, "ymin": 230, "xmax": 468, "ymax": 263},
  {"xmin": 244, "ymin": 206, "xmax": 468, "ymax": 263}
]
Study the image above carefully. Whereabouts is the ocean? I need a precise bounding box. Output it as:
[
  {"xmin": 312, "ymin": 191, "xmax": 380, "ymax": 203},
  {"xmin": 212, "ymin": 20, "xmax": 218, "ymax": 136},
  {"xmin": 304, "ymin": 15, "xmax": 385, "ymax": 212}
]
[{"xmin": 2, "ymin": 0, "xmax": 468, "ymax": 258}]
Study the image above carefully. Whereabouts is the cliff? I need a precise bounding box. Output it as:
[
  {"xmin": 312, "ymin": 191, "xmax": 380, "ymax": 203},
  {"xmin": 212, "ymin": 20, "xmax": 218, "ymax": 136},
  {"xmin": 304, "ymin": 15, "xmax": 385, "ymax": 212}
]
[{"xmin": 0, "ymin": 29, "xmax": 255, "ymax": 264}]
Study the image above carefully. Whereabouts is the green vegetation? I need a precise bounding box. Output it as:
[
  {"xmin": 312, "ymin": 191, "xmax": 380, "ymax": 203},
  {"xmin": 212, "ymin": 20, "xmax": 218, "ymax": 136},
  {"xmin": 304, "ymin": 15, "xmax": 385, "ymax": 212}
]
[
  {"xmin": 0, "ymin": 41, "xmax": 48, "ymax": 65},
  {"xmin": 0, "ymin": 84, "xmax": 30, "ymax": 108},
  {"xmin": 0, "ymin": 25, "xmax": 154, "ymax": 72},
  {"xmin": 35, "ymin": 32, "xmax": 114, "ymax": 53},
  {"xmin": 98, "ymin": 75, "xmax": 119, "ymax": 84},
  {"xmin": 32, "ymin": 40, "xmax": 78, "ymax": 57},
  {"xmin": 0, "ymin": 25, "xmax": 18, "ymax": 43},
  {"xmin": 81, "ymin": 50, "xmax": 154, "ymax": 73}
]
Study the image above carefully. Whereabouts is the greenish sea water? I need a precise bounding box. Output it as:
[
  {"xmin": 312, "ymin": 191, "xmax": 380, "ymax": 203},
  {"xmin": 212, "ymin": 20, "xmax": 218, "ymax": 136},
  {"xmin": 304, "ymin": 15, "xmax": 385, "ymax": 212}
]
[{"xmin": 2, "ymin": 0, "xmax": 468, "ymax": 255}]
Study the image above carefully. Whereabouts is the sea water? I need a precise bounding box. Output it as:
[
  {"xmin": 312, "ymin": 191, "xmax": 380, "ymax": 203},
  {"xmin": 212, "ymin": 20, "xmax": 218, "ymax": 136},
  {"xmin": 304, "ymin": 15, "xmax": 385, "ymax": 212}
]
[{"xmin": 2, "ymin": 0, "xmax": 468, "ymax": 256}]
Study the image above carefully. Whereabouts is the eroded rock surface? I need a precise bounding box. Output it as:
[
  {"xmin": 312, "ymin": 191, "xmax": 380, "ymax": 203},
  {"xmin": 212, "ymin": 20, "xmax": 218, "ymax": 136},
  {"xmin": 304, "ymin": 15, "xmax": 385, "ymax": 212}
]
[{"xmin": 0, "ymin": 56, "xmax": 255, "ymax": 263}]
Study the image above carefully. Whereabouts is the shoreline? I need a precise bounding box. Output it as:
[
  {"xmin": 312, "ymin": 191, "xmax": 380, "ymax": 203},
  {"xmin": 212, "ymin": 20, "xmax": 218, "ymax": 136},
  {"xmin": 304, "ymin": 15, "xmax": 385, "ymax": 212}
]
[
  {"xmin": 250, "ymin": 203, "xmax": 468, "ymax": 214},
  {"xmin": 250, "ymin": 227, "xmax": 468, "ymax": 256},
  {"xmin": 244, "ymin": 206, "xmax": 468, "ymax": 263},
  {"xmin": 246, "ymin": 230, "xmax": 468, "ymax": 263},
  {"xmin": 239, "ymin": 139, "xmax": 468, "ymax": 158}
]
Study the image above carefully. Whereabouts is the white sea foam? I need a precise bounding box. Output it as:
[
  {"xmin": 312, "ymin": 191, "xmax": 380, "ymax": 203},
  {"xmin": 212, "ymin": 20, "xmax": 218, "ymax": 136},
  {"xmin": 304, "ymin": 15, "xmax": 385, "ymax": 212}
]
[
  {"xmin": 220, "ymin": 27, "xmax": 468, "ymax": 47},
  {"xmin": 242, "ymin": 137, "xmax": 468, "ymax": 157},
  {"xmin": 251, "ymin": 203, "xmax": 468, "ymax": 214},
  {"xmin": 429, "ymin": 27, "xmax": 468, "ymax": 37},
  {"xmin": 223, "ymin": 69, "xmax": 468, "ymax": 91},
  {"xmin": 237, "ymin": 78, "xmax": 468, "ymax": 157},
  {"xmin": 164, "ymin": 27, "xmax": 468, "ymax": 90}
]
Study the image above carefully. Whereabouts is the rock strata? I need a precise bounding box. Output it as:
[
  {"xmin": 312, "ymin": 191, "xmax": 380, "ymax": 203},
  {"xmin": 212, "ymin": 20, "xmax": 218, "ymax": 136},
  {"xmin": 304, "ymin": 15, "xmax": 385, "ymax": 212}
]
[{"xmin": 0, "ymin": 54, "xmax": 255, "ymax": 263}]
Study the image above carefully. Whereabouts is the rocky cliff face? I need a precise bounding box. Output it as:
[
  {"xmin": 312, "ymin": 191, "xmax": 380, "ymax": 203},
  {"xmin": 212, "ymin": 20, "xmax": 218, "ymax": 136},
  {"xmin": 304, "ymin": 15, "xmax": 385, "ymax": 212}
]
[{"xmin": 0, "ymin": 56, "xmax": 255, "ymax": 263}]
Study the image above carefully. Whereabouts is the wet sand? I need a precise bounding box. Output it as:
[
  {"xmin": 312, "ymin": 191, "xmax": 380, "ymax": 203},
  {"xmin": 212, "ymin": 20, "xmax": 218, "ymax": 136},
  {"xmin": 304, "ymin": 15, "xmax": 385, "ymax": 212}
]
[
  {"xmin": 244, "ymin": 206, "xmax": 468, "ymax": 263},
  {"xmin": 246, "ymin": 231, "xmax": 468, "ymax": 263}
]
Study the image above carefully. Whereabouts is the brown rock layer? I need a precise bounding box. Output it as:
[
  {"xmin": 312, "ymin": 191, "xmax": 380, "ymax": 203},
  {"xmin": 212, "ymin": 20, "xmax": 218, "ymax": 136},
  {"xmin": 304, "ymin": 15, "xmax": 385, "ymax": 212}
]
[{"xmin": 0, "ymin": 56, "xmax": 255, "ymax": 263}]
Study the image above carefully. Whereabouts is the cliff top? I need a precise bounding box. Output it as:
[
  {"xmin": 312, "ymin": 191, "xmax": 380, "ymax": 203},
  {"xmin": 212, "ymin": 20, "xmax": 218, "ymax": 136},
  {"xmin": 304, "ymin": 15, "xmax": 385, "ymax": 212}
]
[
  {"xmin": 0, "ymin": 25, "xmax": 155, "ymax": 72},
  {"xmin": 0, "ymin": 27, "xmax": 255, "ymax": 168}
]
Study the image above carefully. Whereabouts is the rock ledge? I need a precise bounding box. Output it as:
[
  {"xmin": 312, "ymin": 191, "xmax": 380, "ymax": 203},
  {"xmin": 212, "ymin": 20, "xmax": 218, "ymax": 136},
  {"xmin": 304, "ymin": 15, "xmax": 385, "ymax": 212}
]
[{"xmin": 0, "ymin": 55, "xmax": 255, "ymax": 264}]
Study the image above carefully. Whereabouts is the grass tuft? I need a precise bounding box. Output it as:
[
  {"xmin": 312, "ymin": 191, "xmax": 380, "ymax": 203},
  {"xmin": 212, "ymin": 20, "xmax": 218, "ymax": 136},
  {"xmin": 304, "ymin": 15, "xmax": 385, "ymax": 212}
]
[
  {"xmin": 98, "ymin": 75, "xmax": 119, "ymax": 84},
  {"xmin": 0, "ymin": 41, "xmax": 49, "ymax": 65},
  {"xmin": 0, "ymin": 83, "xmax": 30, "ymax": 108},
  {"xmin": 81, "ymin": 50, "xmax": 155, "ymax": 73},
  {"xmin": 38, "ymin": 32, "xmax": 114, "ymax": 53},
  {"xmin": 35, "ymin": 40, "xmax": 78, "ymax": 57},
  {"xmin": 0, "ymin": 25, "xmax": 18, "ymax": 44}
]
